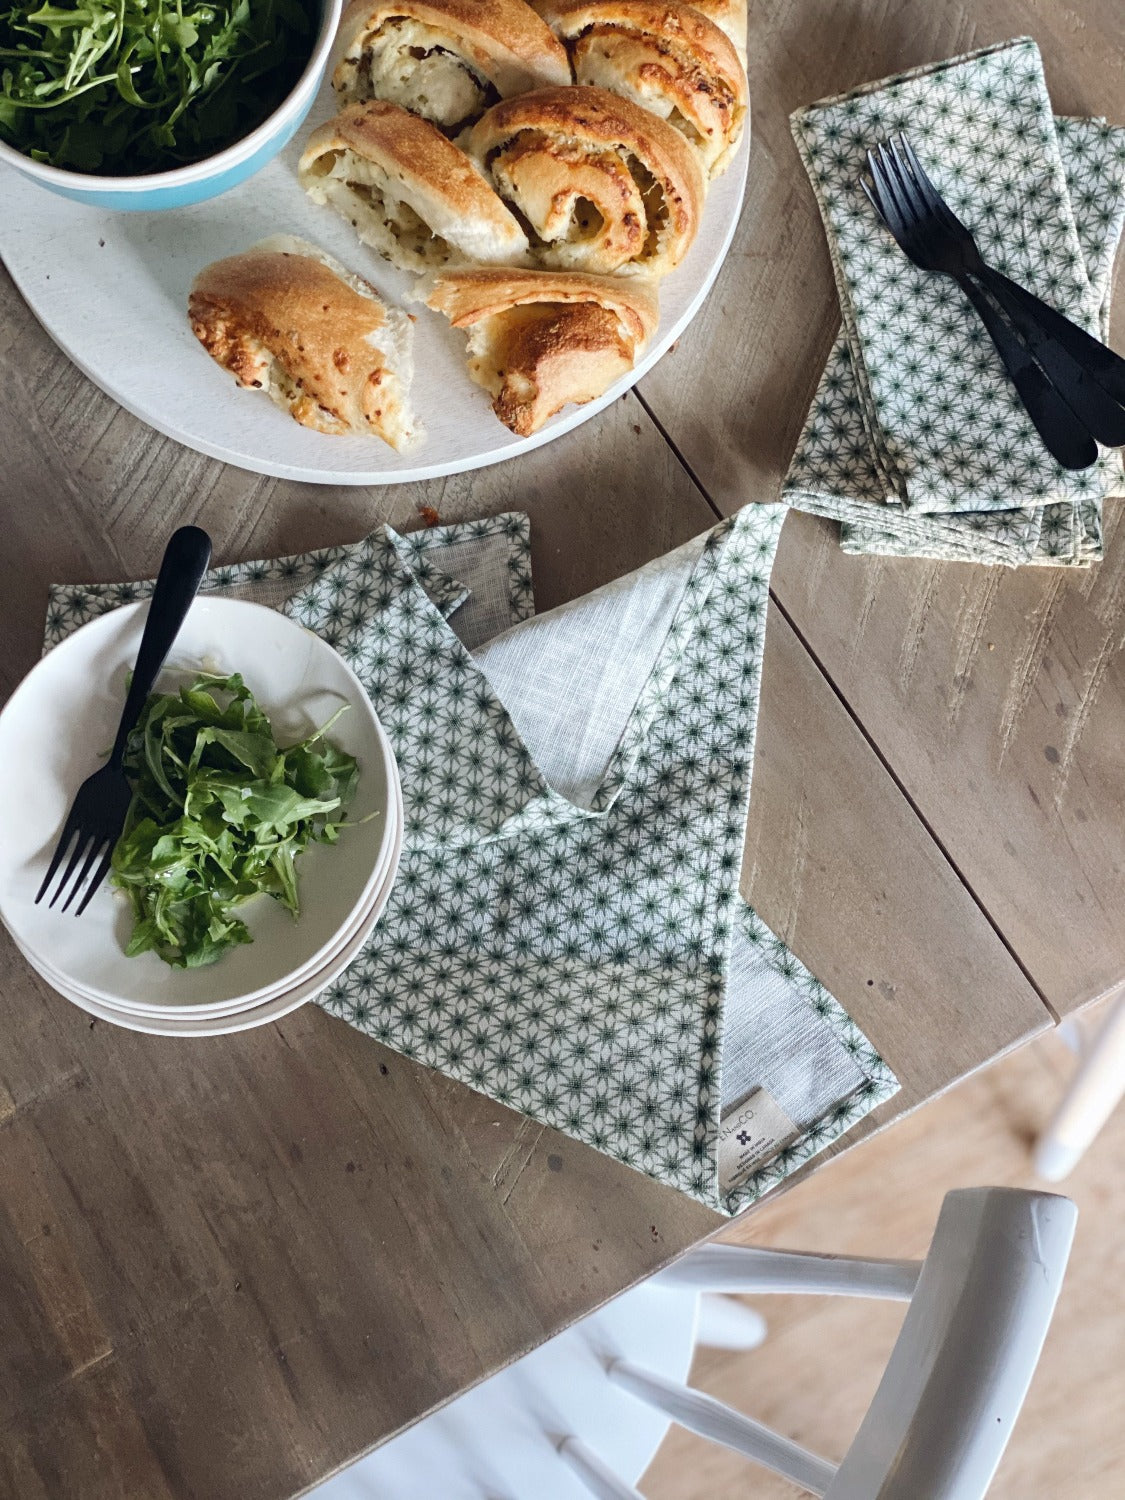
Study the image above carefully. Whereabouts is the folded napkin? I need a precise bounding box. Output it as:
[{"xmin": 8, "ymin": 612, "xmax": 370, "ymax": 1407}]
[
  {"xmin": 783, "ymin": 40, "xmax": 1125, "ymax": 567},
  {"xmin": 45, "ymin": 511, "xmax": 897, "ymax": 1216}
]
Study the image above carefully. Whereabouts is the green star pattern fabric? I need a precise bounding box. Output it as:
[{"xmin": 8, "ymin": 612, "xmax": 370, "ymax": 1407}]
[
  {"xmin": 44, "ymin": 508, "xmax": 897, "ymax": 1217},
  {"xmin": 783, "ymin": 40, "xmax": 1125, "ymax": 567}
]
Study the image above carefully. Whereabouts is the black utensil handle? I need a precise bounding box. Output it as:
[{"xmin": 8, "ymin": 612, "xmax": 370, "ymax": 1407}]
[
  {"xmin": 956, "ymin": 276, "xmax": 1098, "ymax": 472},
  {"xmin": 976, "ymin": 265, "xmax": 1125, "ymax": 409},
  {"xmin": 969, "ymin": 269, "xmax": 1125, "ymax": 447},
  {"xmin": 109, "ymin": 526, "xmax": 213, "ymax": 766}
]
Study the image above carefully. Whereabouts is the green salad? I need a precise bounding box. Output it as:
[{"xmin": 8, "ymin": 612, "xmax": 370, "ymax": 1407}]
[
  {"xmin": 111, "ymin": 672, "xmax": 359, "ymax": 969},
  {"xmin": 0, "ymin": 0, "xmax": 312, "ymax": 175}
]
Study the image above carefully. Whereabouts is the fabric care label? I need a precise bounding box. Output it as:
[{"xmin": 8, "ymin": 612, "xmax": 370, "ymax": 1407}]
[{"xmin": 718, "ymin": 1089, "xmax": 801, "ymax": 1193}]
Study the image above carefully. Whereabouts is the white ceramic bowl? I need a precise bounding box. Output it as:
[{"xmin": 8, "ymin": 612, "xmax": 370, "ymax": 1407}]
[
  {"xmin": 13, "ymin": 775, "xmax": 404, "ymax": 1036},
  {"xmin": 54, "ymin": 771, "xmax": 403, "ymax": 1020},
  {"xmin": 0, "ymin": 0, "xmax": 342, "ymax": 210},
  {"xmin": 0, "ymin": 596, "xmax": 397, "ymax": 1009}
]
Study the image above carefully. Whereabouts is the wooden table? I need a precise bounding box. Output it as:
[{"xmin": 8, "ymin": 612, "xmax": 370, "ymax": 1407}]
[{"xmin": 2, "ymin": 2, "xmax": 1123, "ymax": 1495}]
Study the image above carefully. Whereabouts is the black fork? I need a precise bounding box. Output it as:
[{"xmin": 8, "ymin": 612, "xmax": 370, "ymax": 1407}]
[
  {"xmin": 892, "ymin": 136, "xmax": 1125, "ymax": 440},
  {"xmin": 35, "ymin": 526, "xmax": 212, "ymax": 915},
  {"xmin": 864, "ymin": 137, "xmax": 1117, "ymax": 470}
]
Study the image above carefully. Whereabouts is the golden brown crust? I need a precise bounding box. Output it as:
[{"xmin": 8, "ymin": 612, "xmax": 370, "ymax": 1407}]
[
  {"xmin": 303, "ymin": 101, "xmax": 493, "ymax": 212},
  {"xmin": 469, "ymin": 84, "xmax": 705, "ymax": 274},
  {"xmin": 534, "ymin": 0, "xmax": 746, "ymax": 54},
  {"xmin": 420, "ymin": 266, "xmax": 659, "ymax": 433},
  {"xmin": 188, "ymin": 244, "xmax": 415, "ymax": 446},
  {"xmin": 683, "ymin": 0, "xmax": 746, "ymax": 59},
  {"xmin": 335, "ymin": 0, "xmax": 571, "ymax": 102},
  {"xmin": 299, "ymin": 102, "xmax": 528, "ymax": 265},
  {"xmin": 540, "ymin": 0, "xmax": 740, "ymax": 71},
  {"xmin": 423, "ymin": 264, "xmax": 659, "ymax": 336},
  {"xmin": 536, "ymin": 1, "xmax": 747, "ymax": 175},
  {"xmin": 490, "ymin": 302, "xmax": 633, "ymax": 434}
]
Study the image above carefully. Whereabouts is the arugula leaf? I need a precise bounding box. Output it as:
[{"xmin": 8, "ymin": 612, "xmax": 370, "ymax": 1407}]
[
  {"xmin": 0, "ymin": 0, "xmax": 312, "ymax": 175},
  {"xmin": 110, "ymin": 671, "xmax": 361, "ymax": 969}
]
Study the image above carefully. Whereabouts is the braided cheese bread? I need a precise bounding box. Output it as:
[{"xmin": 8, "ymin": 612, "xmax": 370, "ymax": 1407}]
[
  {"xmin": 301, "ymin": 102, "xmax": 529, "ymax": 273},
  {"xmin": 536, "ymin": 2, "xmax": 747, "ymax": 177},
  {"xmin": 469, "ymin": 85, "xmax": 704, "ymax": 276},
  {"xmin": 334, "ymin": 0, "xmax": 571, "ymax": 132}
]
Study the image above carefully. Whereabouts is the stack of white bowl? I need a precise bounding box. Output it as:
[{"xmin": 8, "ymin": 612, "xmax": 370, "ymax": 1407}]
[{"xmin": 0, "ymin": 596, "xmax": 401, "ymax": 1036}]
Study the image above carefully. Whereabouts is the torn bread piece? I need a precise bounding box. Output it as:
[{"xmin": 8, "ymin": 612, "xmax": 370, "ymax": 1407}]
[
  {"xmin": 189, "ymin": 235, "xmax": 421, "ymax": 448},
  {"xmin": 536, "ymin": 1, "xmax": 748, "ymax": 177},
  {"xmin": 418, "ymin": 266, "xmax": 659, "ymax": 435},
  {"xmin": 300, "ymin": 102, "xmax": 529, "ymax": 273},
  {"xmin": 469, "ymin": 85, "xmax": 704, "ymax": 277},
  {"xmin": 334, "ymin": 0, "xmax": 571, "ymax": 133}
]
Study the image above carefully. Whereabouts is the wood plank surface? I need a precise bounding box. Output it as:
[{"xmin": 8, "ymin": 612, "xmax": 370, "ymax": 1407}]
[
  {"xmin": 637, "ymin": 0, "xmax": 1125, "ymax": 1016},
  {"xmin": 772, "ymin": 506, "xmax": 1125, "ymax": 1017},
  {"xmin": 0, "ymin": 226, "xmax": 1050, "ymax": 1496},
  {"xmin": 643, "ymin": 1011, "xmax": 1125, "ymax": 1500}
]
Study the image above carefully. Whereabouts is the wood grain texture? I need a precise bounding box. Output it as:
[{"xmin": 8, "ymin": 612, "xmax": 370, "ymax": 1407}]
[
  {"xmin": 772, "ymin": 505, "xmax": 1125, "ymax": 1017},
  {"xmin": 0, "ymin": 610, "xmax": 1046, "ymax": 1498},
  {"xmin": 637, "ymin": 0, "xmax": 1125, "ymax": 1016},
  {"xmin": 642, "ymin": 1010, "xmax": 1125, "ymax": 1500},
  {"xmin": 0, "ymin": 244, "xmax": 1050, "ymax": 1495},
  {"xmin": 10, "ymin": 0, "xmax": 1118, "ymax": 1479}
]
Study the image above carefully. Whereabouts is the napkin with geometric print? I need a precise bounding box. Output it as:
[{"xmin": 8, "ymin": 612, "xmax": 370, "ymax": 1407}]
[
  {"xmin": 783, "ymin": 39, "xmax": 1125, "ymax": 567},
  {"xmin": 44, "ymin": 509, "xmax": 898, "ymax": 1218}
]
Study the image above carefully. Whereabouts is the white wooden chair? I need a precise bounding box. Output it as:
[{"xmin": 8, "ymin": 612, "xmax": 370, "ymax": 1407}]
[
  {"xmin": 308, "ymin": 1187, "xmax": 1075, "ymax": 1500},
  {"xmin": 1034, "ymin": 992, "xmax": 1125, "ymax": 1181}
]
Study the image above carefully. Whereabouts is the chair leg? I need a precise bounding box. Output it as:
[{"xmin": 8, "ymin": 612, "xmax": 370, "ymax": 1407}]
[
  {"xmin": 694, "ymin": 1293, "xmax": 768, "ymax": 1351},
  {"xmin": 608, "ymin": 1360, "xmax": 837, "ymax": 1497},
  {"xmin": 559, "ymin": 1437, "xmax": 646, "ymax": 1500},
  {"xmin": 1034, "ymin": 993, "xmax": 1125, "ymax": 1182}
]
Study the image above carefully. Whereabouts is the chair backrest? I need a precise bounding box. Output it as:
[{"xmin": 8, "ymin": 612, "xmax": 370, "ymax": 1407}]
[
  {"xmin": 639, "ymin": 1187, "xmax": 1076, "ymax": 1499},
  {"xmin": 825, "ymin": 1187, "xmax": 1077, "ymax": 1499},
  {"xmin": 306, "ymin": 1187, "xmax": 1075, "ymax": 1500}
]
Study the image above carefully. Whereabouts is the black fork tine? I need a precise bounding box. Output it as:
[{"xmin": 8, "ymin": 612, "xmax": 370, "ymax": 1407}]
[
  {"xmin": 48, "ymin": 829, "xmax": 96, "ymax": 910},
  {"xmin": 27, "ymin": 528, "xmax": 212, "ymax": 925},
  {"xmin": 60, "ymin": 836, "xmax": 109, "ymax": 914},
  {"xmin": 75, "ymin": 847, "xmax": 115, "ymax": 917},
  {"xmin": 868, "ymin": 143, "xmax": 925, "ymax": 259},
  {"xmin": 34, "ymin": 813, "xmax": 82, "ymax": 904},
  {"xmin": 861, "ymin": 176, "xmax": 890, "ymax": 228},
  {"xmin": 881, "ymin": 139, "xmax": 932, "ymax": 233},
  {"xmin": 896, "ymin": 135, "xmax": 966, "ymax": 236},
  {"xmin": 867, "ymin": 148, "xmax": 909, "ymax": 239}
]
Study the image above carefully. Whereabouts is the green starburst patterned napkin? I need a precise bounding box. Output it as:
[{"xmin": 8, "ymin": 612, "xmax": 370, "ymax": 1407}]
[
  {"xmin": 44, "ymin": 512, "xmax": 898, "ymax": 1217},
  {"xmin": 784, "ymin": 40, "xmax": 1125, "ymax": 567}
]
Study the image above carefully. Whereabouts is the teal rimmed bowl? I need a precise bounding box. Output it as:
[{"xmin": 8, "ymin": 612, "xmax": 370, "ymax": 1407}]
[{"xmin": 0, "ymin": 0, "xmax": 342, "ymax": 211}]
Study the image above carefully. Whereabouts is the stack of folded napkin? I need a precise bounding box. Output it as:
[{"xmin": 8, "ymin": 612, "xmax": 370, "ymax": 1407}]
[{"xmin": 783, "ymin": 38, "xmax": 1125, "ymax": 567}]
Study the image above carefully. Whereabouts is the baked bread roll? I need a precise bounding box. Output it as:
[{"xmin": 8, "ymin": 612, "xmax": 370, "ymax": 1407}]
[
  {"xmin": 676, "ymin": 0, "xmax": 745, "ymax": 62},
  {"xmin": 333, "ymin": 0, "xmax": 571, "ymax": 133},
  {"xmin": 189, "ymin": 236, "xmax": 420, "ymax": 448},
  {"xmin": 418, "ymin": 266, "xmax": 658, "ymax": 434},
  {"xmin": 536, "ymin": 2, "xmax": 747, "ymax": 177},
  {"xmin": 469, "ymin": 86, "xmax": 704, "ymax": 277},
  {"xmin": 300, "ymin": 102, "xmax": 529, "ymax": 273}
]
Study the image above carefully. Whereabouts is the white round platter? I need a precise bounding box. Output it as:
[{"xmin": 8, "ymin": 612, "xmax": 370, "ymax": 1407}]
[
  {"xmin": 14, "ymin": 786, "xmax": 403, "ymax": 1036},
  {"xmin": 0, "ymin": 78, "xmax": 748, "ymax": 486},
  {"xmin": 0, "ymin": 597, "xmax": 397, "ymax": 1010}
]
